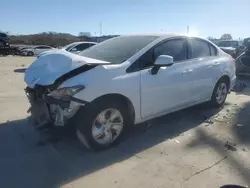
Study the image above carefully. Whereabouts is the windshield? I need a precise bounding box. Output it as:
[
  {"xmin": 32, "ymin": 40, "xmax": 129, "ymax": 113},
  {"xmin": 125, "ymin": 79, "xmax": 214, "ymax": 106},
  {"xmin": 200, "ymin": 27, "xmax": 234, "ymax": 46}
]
[
  {"xmin": 79, "ymin": 36, "xmax": 159, "ymax": 64},
  {"xmin": 218, "ymin": 41, "xmax": 238, "ymax": 48}
]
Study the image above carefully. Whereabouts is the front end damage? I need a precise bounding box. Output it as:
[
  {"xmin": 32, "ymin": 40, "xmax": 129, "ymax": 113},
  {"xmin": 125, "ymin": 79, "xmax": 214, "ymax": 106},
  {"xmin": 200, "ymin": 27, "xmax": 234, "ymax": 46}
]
[
  {"xmin": 25, "ymin": 85, "xmax": 84, "ymax": 127},
  {"xmin": 24, "ymin": 50, "xmax": 110, "ymax": 128}
]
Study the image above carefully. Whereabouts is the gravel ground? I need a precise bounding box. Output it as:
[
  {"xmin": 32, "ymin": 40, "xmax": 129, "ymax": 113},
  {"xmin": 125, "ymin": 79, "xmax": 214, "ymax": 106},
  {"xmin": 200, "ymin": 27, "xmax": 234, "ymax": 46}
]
[{"xmin": 0, "ymin": 56, "xmax": 250, "ymax": 188}]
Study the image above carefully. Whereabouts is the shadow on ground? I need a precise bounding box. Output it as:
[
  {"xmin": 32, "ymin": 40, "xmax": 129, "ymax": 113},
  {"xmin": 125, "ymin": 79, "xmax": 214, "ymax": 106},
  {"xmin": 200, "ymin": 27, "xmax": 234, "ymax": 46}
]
[
  {"xmin": 0, "ymin": 104, "xmax": 224, "ymax": 188},
  {"xmin": 231, "ymin": 77, "xmax": 250, "ymax": 144},
  {"xmin": 14, "ymin": 68, "xmax": 26, "ymax": 73},
  {"xmin": 233, "ymin": 76, "xmax": 250, "ymax": 96},
  {"xmin": 232, "ymin": 101, "xmax": 250, "ymax": 144},
  {"xmin": 187, "ymin": 128, "xmax": 250, "ymax": 186}
]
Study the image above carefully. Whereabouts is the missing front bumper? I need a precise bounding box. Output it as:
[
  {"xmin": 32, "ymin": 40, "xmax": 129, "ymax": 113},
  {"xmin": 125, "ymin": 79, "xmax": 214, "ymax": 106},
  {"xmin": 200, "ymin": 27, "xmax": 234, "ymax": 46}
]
[{"xmin": 25, "ymin": 87, "xmax": 83, "ymax": 127}]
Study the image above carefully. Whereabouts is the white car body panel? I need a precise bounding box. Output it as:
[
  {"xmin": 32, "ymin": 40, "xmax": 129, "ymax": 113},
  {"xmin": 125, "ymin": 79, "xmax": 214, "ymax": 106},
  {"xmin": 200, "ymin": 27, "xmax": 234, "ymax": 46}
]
[
  {"xmin": 24, "ymin": 50, "xmax": 110, "ymax": 88},
  {"xmin": 140, "ymin": 59, "xmax": 203, "ymax": 119},
  {"xmin": 24, "ymin": 34, "xmax": 236, "ymax": 124}
]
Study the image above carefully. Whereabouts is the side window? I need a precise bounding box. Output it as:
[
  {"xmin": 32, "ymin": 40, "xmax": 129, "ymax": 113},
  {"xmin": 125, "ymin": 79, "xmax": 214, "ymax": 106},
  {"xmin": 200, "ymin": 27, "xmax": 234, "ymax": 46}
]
[
  {"xmin": 89, "ymin": 43, "xmax": 95, "ymax": 47},
  {"xmin": 43, "ymin": 46, "xmax": 52, "ymax": 49},
  {"xmin": 191, "ymin": 39, "xmax": 210, "ymax": 58},
  {"xmin": 36, "ymin": 46, "xmax": 51, "ymax": 49},
  {"xmin": 153, "ymin": 39, "xmax": 188, "ymax": 62},
  {"xmin": 75, "ymin": 43, "xmax": 90, "ymax": 51},
  {"xmin": 209, "ymin": 44, "xmax": 217, "ymax": 56}
]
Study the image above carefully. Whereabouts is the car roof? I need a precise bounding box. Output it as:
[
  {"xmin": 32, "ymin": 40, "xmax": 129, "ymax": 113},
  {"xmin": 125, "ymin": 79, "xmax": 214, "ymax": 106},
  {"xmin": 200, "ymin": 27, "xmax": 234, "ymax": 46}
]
[
  {"xmin": 120, "ymin": 33, "xmax": 186, "ymax": 39},
  {"xmin": 116, "ymin": 33, "xmax": 213, "ymax": 43},
  {"xmin": 218, "ymin": 40, "xmax": 238, "ymax": 42},
  {"xmin": 71, "ymin": 41, "xmax": 97, "ymax": 45}
]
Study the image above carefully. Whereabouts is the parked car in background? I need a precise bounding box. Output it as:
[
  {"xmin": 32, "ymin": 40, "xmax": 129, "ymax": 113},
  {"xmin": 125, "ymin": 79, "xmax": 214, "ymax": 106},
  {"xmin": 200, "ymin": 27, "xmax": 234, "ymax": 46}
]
[
  {"xmin": 62, "ymin": 41, "xmax": 97, "ymax": 54},
  {"xmin": 0, "ymin": 33, "xmax": 10, "ymax": 47},
  {"xmin": 21, "ymin": 45, "xmax": 55, "ymax": 56},
  {"xmin": 243, "ymin": 37, "xmax": 250, "ymax": 47},
  {"xmin": 25, "ymin": 34, "xmax": 236, "ymax": 150},
  {"xmin": 217, "ymin": 40, "xmax": 240, "ymax": 58},
  {"xmin": 235, "ymin": 41, "xmax": 250, "ymax": 76},
  {"xmin": 37, "ymin": 42, "xmax": 97, "ymax": 58}
]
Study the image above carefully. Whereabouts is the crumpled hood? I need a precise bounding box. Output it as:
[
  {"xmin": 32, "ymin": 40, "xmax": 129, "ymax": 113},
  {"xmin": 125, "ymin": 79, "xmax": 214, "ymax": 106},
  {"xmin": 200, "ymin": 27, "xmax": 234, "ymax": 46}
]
[{"xmin": 24, "ymin": 50, "xmax": 110, "ymax": 88}]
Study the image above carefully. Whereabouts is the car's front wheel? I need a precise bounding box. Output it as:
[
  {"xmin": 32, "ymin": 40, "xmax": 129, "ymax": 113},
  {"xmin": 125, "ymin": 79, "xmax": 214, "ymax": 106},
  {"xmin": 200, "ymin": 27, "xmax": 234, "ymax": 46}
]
[
  {"xmin": 210, "ymin": 78, "xmax": 229, "ymax": 107},
  {"xmin": 75, "ymin": 99, "xmax": 131, "ymax": 151}
]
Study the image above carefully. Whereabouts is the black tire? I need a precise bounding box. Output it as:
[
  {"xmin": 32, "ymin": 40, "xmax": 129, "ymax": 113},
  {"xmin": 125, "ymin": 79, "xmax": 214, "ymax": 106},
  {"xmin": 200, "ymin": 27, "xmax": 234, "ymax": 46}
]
[
  {"xmin": 27, "ymin": 51, "xmax": 34, "ymax": 56},
  {"xmin": 210, "ymin": 78, "xmax": 229, "ymax": 107},
  {"xmin": 75, "ymin": 98, "xmax": 132, "ymax": 151}
]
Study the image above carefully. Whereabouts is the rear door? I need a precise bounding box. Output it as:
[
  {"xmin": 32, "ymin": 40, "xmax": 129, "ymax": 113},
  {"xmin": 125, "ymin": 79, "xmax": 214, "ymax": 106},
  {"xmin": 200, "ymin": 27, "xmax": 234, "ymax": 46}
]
[{"xmin": 188, "ymin": 38, "xmax": 220, "ymax": 101}]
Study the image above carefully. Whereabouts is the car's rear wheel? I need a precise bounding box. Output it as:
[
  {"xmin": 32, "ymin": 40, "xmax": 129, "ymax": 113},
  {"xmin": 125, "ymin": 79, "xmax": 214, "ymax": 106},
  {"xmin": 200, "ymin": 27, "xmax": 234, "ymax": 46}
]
[
  {"xmin": 75, "ymin": 99, "xmax": 131, "ymax": 151},
  {"xmin": 210, "ymin": 78, "xmax": 229, "ymax": 107},
  {"xmin": 27, "ymin": 51, "xmax": 34, "ymax": 56}
]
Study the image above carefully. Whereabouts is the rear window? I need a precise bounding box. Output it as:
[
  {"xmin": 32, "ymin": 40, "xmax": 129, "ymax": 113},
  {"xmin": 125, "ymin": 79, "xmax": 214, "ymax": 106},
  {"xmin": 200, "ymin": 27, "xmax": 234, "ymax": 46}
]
[{"xmin": 79, "ymin": 36, "xmax": 159, "ymax": 64}]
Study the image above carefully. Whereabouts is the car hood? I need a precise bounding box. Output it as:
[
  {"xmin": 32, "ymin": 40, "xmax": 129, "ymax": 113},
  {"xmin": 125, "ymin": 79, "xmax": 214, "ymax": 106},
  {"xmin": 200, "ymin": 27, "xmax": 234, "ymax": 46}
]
[{"xmin": 24, "ymin": 50, "xmax": 110, "ymax": 88}]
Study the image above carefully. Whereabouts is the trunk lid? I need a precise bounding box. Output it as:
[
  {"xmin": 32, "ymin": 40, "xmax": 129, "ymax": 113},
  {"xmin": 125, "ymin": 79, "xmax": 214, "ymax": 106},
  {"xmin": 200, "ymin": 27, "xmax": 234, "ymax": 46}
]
[{"xmin": 24, "ymin": 50, "xmax": 110, "ymax": 88}]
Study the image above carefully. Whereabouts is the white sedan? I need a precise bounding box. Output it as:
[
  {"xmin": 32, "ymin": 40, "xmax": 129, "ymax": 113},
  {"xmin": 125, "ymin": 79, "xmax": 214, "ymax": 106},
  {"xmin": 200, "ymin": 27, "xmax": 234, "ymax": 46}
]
[
  {"xmin": 37, "ymin": 42, "xmax": 97, "ymax": 58},
  {"xmin": 21, "ymin": 45, "xmax": 55, "ymax": 56},
  {"xmin": 24, "ymin": 34, "xmax": 236, "ymax": 150}
]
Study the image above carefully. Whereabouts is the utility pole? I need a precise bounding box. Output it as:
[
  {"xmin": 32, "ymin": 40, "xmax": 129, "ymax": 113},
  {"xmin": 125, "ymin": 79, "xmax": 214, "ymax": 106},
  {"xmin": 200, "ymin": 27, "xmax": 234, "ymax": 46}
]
[{"xmin": 187, "ymin": 26, "xmax": 189, "ymax": 34}]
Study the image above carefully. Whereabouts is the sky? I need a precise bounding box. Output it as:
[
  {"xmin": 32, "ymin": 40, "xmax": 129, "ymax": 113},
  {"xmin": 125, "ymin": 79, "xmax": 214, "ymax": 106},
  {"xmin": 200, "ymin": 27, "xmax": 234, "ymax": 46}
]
[{"xmin": 1, "ymin": 0, "xmax": 249, "ymax": 39}]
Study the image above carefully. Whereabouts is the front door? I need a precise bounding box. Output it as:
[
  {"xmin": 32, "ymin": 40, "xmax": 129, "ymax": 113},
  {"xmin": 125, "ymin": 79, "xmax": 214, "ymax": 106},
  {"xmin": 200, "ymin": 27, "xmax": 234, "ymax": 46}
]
[{"xmin": 140, "ymin": 38, "xmax": 195, "ymax": 119}]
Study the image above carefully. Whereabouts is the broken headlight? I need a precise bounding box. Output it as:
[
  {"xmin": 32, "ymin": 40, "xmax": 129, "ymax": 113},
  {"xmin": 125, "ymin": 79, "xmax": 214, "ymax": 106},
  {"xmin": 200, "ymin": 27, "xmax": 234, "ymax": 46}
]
[{"xmin": 48, "ymin": 85, "xmax": 85, "ymax": 99}]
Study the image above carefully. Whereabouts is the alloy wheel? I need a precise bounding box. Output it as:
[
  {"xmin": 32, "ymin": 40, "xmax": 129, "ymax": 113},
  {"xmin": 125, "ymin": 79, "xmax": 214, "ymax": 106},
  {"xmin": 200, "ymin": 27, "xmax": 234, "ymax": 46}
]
[
  {"xmin": 216, "ymin": 82, "xmax": 227, "ymax": 104},
  {"xmin": 92, "ymin": 108, "xmax": 124, "ymax": 145}
]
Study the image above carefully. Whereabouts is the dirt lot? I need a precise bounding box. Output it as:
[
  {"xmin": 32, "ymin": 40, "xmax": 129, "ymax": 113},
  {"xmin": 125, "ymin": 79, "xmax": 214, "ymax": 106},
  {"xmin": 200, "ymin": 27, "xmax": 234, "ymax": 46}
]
[{"xmin": 0, "ymin": 56, "xmax": 250, "ymax": 188}]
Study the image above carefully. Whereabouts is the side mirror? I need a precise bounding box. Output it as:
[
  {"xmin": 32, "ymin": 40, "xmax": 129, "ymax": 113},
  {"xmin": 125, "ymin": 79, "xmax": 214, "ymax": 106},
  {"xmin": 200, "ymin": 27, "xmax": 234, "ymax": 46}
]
[
  {"xmin": 154, "ymin": 55, "xmax": 174, "ymax": 67},
  {"xmin": 151, "ymin": 55, "xmax": 174, "ymax": 75}
]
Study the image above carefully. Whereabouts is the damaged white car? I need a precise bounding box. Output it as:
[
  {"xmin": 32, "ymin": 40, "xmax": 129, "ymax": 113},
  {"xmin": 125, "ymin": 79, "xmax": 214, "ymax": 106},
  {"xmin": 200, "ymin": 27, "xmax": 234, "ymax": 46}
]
[{"xmin": 24, "ymin": 34, "xmax": 236, "ymax": 150}]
